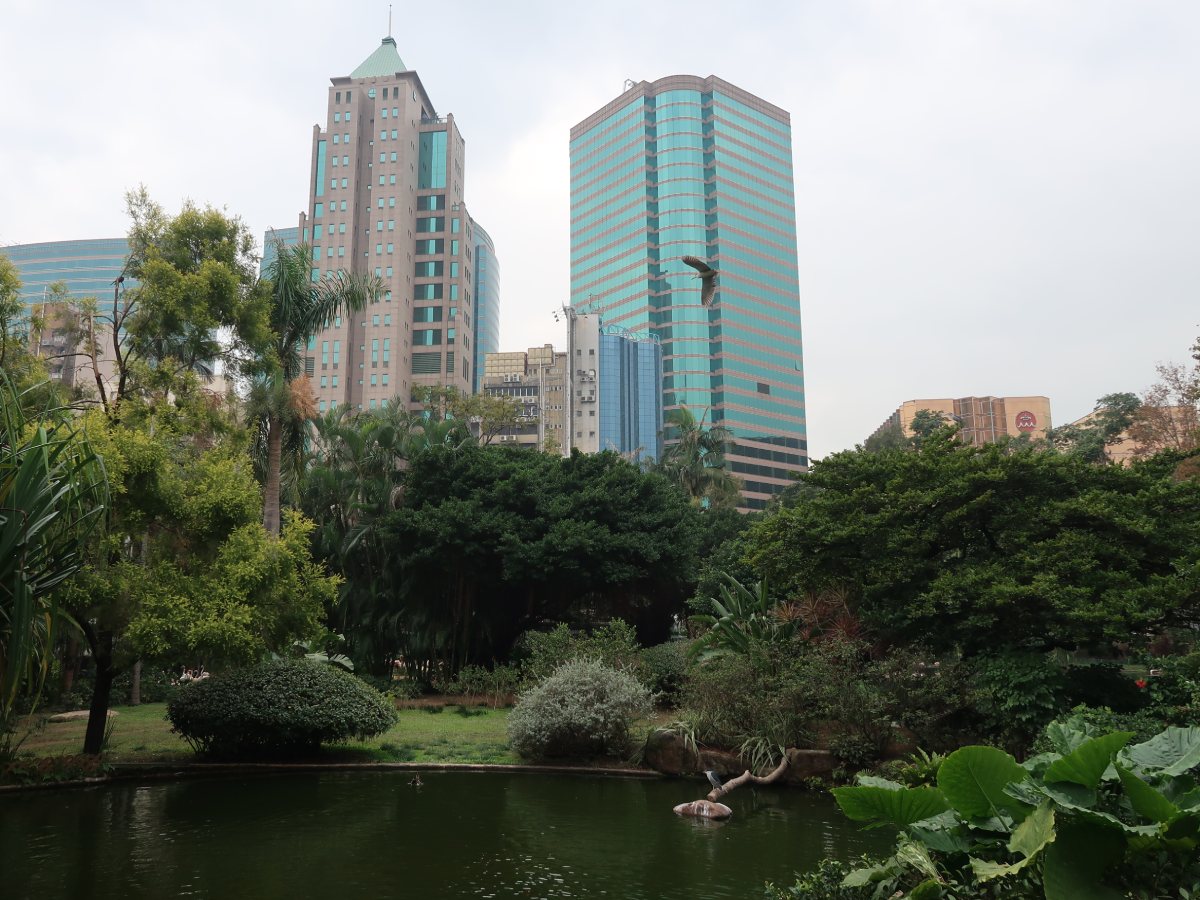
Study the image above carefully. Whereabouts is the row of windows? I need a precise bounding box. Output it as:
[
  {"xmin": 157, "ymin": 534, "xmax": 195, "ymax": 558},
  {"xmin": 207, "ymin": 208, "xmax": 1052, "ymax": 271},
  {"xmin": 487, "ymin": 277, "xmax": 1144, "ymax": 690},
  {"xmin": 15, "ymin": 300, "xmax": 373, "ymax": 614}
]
[
  {"xmin": 333, "ymin": 111, "xmax": 353, "ymax": 123},
  {"xmin": 331, "ymin": 133, "xmax": 351, "ymax": 145}
]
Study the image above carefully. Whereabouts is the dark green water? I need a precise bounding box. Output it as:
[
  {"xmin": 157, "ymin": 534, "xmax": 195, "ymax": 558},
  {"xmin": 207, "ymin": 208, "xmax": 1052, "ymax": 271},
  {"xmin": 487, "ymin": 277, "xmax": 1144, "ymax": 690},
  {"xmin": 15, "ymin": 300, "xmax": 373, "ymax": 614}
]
[{"xmin": 1, "ymin": 771, "xmax": 890, "ymax": 899}]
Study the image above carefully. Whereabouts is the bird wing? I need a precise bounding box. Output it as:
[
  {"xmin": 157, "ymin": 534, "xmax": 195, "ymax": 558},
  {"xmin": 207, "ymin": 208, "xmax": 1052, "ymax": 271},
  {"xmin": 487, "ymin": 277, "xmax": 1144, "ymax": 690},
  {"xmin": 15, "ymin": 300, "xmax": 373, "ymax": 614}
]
[
  {"xmin": 701, "ymin": 279, "xmax": 717, "ymax": 307},
  {"xmin": 682, "ymin": 255, "xmax": 714, "ymax": 276}
]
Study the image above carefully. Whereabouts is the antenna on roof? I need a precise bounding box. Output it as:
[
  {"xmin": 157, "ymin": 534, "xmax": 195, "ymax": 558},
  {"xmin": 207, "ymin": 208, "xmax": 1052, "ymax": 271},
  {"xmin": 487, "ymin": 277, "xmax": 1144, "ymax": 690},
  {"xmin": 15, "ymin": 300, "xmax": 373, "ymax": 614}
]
[{"xmin": 388, "ymin": 4, "xmax": 392, "ymax": 36}]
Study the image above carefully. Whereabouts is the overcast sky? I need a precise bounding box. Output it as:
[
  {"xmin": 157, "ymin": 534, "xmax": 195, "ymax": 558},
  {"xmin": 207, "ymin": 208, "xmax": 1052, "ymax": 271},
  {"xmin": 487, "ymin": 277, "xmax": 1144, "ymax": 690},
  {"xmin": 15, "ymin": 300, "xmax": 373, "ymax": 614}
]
[{"xmin": 3, "ymin": 0, "xmax": 1197, "ymax": 458}]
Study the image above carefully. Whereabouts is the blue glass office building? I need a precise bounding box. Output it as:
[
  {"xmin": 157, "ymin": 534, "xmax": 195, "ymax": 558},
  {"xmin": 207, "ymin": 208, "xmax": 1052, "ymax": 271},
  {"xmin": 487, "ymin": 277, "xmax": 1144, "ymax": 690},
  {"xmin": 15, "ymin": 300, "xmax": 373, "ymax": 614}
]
[
  {"xmin": 472, "ymin": 221, "xmax": 500, "ymax": 392},
  {"xmin": 598, "ymin": 328, "xmax": 663, "ymax": 460},
  {"xmin": 5, "ymin": 238, "xmax": 129, "ymax": 310},
  {"xmin": 570, "ymin": 76, "xmax": 806, "ymax": 509},
  {"xmin": 260, "ymin": 226, "xmax": 301, "ymax": 277}
]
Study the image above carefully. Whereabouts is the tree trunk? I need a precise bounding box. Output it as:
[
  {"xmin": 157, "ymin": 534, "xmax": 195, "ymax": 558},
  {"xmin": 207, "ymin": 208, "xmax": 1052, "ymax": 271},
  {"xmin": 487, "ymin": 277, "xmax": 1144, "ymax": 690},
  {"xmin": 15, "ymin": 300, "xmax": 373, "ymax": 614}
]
[
  {"xmin": 263, "ymin": 412, "xmax": 282, "ymax": 536},
  {"xmin": 83, "ymin": 631, "xmax": 116, "ymax": 756},
  {"xmin": 130, "ymin": 659, "xmax": 142, "ymax": 706},
  {"xmin": 706, "ymin": 756, "xmax": 791, "ymax": 803}
]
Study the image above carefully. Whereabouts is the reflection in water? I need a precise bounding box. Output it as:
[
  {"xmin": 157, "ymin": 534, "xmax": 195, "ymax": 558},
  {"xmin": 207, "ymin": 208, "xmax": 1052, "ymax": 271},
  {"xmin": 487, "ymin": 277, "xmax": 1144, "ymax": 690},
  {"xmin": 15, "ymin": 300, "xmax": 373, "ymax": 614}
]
[{"xmin": 0, "ymin": 772, "xmax": 890, "ymax": 900}]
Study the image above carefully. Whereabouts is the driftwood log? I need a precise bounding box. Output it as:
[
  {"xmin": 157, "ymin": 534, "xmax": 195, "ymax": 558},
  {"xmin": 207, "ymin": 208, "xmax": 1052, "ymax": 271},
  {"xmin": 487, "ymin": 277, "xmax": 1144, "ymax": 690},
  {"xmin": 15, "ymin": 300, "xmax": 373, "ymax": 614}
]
[{"xmin": 673, "ymin": 755, "xmax": 791, "ymax": 819}]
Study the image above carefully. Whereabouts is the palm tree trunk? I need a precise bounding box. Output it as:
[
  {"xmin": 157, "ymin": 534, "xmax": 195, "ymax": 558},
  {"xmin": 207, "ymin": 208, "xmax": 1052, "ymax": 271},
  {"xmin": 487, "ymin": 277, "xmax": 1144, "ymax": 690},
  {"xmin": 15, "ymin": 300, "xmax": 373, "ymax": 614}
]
[{"xmin": 263, "ymin": 412, "xmax": 283, "ymax": 536}]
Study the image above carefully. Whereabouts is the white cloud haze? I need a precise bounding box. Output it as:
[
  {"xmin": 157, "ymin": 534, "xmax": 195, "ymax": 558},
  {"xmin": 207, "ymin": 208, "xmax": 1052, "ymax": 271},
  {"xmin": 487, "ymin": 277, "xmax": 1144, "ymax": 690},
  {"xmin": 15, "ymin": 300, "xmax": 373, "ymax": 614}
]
[{"xmin": 3, "ymin": 0, "xmax": 1197, "ymax": 458}]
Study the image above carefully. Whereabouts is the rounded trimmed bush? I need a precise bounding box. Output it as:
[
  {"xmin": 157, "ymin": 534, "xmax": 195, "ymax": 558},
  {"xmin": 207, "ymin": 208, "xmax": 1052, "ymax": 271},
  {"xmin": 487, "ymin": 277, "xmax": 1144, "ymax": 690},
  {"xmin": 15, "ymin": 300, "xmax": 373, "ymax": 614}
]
[
  {"xmin": 166, "ymin": 659, "xmax": 397, "ymax": 758},
  {"xmin": 638, "ymin": 640, "xmax": 691, "ymax": 706},
  {"xmin": 507, "ymin": 658, "xmax": 652, "ymax": 760}
]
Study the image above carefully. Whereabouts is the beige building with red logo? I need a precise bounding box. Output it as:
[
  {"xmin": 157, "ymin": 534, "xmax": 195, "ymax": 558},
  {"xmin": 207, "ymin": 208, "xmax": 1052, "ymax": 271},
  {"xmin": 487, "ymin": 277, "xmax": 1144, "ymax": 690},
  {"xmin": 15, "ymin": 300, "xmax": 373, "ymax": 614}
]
[{"xmin": 869, "ymin": 396, "xmax": 1053, "ymax": 448}]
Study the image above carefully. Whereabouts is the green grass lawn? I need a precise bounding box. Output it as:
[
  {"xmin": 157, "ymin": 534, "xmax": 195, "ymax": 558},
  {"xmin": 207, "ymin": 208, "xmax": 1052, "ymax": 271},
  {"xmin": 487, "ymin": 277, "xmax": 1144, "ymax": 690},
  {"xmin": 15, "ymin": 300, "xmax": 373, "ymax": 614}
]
[{"xmin": 15, "ymin": 702, "xmax": 518, "ymax": 765}]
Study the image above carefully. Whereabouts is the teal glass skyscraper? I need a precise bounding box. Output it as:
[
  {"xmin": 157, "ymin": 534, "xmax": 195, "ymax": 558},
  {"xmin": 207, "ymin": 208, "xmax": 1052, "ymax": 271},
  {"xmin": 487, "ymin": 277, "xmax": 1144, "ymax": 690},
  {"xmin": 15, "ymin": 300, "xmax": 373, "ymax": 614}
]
[{"xmin": 570, "ymin": 75, "xmax": 806, "ymax": 510}]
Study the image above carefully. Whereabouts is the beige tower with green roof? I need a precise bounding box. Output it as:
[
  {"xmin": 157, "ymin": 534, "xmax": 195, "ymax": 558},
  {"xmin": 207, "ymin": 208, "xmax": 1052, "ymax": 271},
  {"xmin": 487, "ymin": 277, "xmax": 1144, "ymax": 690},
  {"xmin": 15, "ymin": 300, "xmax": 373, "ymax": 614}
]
[{"xmin": 296, "ymin": 35, "xmax": 481, "ymax": 415}]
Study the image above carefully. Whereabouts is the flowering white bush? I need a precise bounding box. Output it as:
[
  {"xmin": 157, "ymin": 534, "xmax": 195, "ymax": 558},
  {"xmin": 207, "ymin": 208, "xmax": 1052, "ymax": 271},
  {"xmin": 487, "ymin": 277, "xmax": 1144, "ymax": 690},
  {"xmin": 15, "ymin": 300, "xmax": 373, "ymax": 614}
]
[{"xmin": 507, "ymin": 657, "xmax": 653, "ymax": 760}]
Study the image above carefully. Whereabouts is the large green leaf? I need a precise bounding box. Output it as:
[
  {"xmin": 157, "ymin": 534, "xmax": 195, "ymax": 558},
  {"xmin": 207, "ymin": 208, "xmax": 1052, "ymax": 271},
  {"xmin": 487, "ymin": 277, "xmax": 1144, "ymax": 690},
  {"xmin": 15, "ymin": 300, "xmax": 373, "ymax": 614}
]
[
  {"xmin": 937, "ymin": 746, "xmax": 1028, "ymax": 819},
  {"xmin": 1115, "ymin": 764, "xmax": 1178, "ymax": 823},
  {"xmin": 1042, "ymin": 720, "xmax": 1095, "ymax": 755},
  {"xmin": 1042, "ymin": 821, "xmax": 1125, "ymax": 900},
  {"xmin": 1123, "ymin": 727, "xmax": 1200, "ymax": 777},
  {"xmin": 1044, "ymin": 732, "xmax": 1133, "ymax": 789},
  {"xmin": 832, "ymin": 785, "xmax": 949, "ymax": 829},
  {"xmin": 970, "ymin": 801, "xmax": 1056, "ymax": 882}
]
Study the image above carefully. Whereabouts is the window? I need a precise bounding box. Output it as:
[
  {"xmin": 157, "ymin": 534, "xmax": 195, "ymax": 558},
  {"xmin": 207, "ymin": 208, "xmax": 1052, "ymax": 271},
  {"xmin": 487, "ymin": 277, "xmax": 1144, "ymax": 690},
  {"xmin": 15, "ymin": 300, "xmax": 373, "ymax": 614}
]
[
  {"xmin": 757, "ymin": 382, "xmax": 771, "ymax": 395},
  {"xmin": 313, "ymin": 224, "xmax": 323, "ymax": 239},
  {"xmin": 417, "ymin": 216, "xmax": 444, "ymax": 233},
  {"xmin": 414, "ymin": 306, "xmax": 442, "ymax": 322},
  {"xmin": 371, "ymin": 374, "xmax": 378, "ymax": 386},
  {"xmin": 334, "ymin": 112, "xmax": 341, "ymax": 122},
  {"xmin": 371, "ymin": 339, "xmax": 379, "ymax": 363},
  {"xmin": 387, "ymin": 219, "xmax": 395, "ymax": 231},
  {"xmin": 336, "ymin": 91, "xmax": 341, "ymax": 103},
  {"xmin": 321, "ymin": 340, "xmax": 329, "ymax": 365},
  {"xmin": 379, "ymin": 152, "xmax": 386, "ymax": 163},
  {"xmin": 382, "ymin": 373, "xmax": 389, "ymax": 385},
  {"xmin": 387, "ymin": 243, "xmax": 394, "ymax": 253},
  {"xmin": 380, "ymin": 130, "xmax": 387, "ymax": 141},
  {"xmin": 333, "ymin": 134, "xmax": 340, "ymax": 145},
  {"xmin": 332, "ymin": 156, "xmax": 339, "ymax": 167},
  {"xmin": 388, "ymin": 197, "xmax": 396, "ymax": 207},
  {"xmin": 338, "ymin": 247, "xmax": 345, "ymax": 257},
  {"xmin": 340, "ymin": 178, "xmax": 347, "ymax": 188},
  {"xmin": 327, "ymin": 247, "xmax": 334, "ymax": 258},
  {"xmin": 383, "ymin": 314, "xmax": 391, "ymax": 325},
  {"xmin": 390, "ymin": 152, "xmax": 397, "ymax": 162},
  {"xmin": 332, "ymin": 341, "xmax": 340, "ymax": 364},
  {"xmin": 344, "ymin": 133, "xmax": 350, "ymax": 144},
  {"xmin": 332, "ymin": 375, "xmax": 338, "ymax": 387},
  {"xmin": 338, "ymin": 223, "xmax": 346, "ymax": 233},
  {"xmin": 340, "ymin": 200, "xmax": 347, "ymax": 210},
  {"xmin": 381, "ymin": 107, "xmax": 388, "ymax": 119},
  {"xmin": 320, "ymin": 375, "xmax": 328, "ymax": 388},
  {"xmin": 382, "ymin": 338, "xmax": 390, "ymax": 362},
  {"xmin": 413, "ymin": 328, "xmax": 441, "ymax": 346},
  {"xmin": 390, "ymin": 129, "xmax": 397, "ymax": 139},
  {"xmin": 451, "ymin": 218, "xmax": 461, "ymax": 234},
  {"xmin": 368, "ymin": 88, "xmax": 376, "ymax": 98},
  {"xmin": 346, "ymin": 112, "xmax": 351, "ymax": 121},
  {"xmin": 342, "ymin": 156, "xmax": 348, "ymax": 166},
  {"xmin": 415, "ymin": 261, "xmax": 443, "ymax": 277},
  {"xmin": 372, "ymin": 314, "xmax": 380, "ymax": 326},
  {"xmin": 313, "ymin": 202, "xmax": 323, "ymax": 217}
]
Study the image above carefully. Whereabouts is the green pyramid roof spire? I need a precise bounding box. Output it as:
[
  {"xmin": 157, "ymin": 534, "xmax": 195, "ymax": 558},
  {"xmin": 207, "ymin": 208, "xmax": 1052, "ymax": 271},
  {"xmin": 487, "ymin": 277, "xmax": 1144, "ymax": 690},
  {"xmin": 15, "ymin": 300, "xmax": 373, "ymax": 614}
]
[{"xmin": 351, "ymin": 36, "xmax": 406, "ymax": 78}]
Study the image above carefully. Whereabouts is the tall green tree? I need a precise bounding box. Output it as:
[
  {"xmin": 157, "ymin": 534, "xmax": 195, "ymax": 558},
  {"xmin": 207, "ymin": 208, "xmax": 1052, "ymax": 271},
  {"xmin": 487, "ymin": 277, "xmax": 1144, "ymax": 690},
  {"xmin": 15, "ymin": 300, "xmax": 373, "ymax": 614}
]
[
  {"xmin": 253, "ymin": 240, "xmax": 380, "ymax": 535},
  {"xmin": 745, "ymin": 432, "xmax": 1200, "ymax": 654},
  {"xmin": 307, "ymin": 444, "xmax": 702, "ymax": 676},
  {"xmin": 1048, "ymin": 392, "xmax": 1142, "ymax": 463}
]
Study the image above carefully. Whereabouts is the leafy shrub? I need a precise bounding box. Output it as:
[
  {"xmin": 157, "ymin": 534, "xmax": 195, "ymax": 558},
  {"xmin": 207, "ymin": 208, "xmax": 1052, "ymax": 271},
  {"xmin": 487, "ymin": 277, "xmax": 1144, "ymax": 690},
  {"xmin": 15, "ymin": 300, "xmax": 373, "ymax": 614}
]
[
  {"xmin": 1033, "ymin": 703, "xmax": 1180, "ymax": 750},
  {"xmin": 682, "ymin": 643, "xmax": 814, "ymax": 752},
  {"xmin": 638, "ymin": 640, "xmax": 691, "ymax": 706},
  {"xmin": 507, "ymin": 658, "xmax": 652, "ymax": 760},
  {"xmin": 876, "ymin": 748, "xmax": 947, "ymax": 788},
  {"xmin": 516, "ymin": 620, "xmax": 641, "ymax": 685},
  {"xmin": 968, "ymin": 652, "xmax": 1067, "ymax": 752},
  {"xmin": 450, "ymin": 664, "xmax": 518, "ymax": 708},
  {"xmin": 166, "ymin": 659, "xmax": 397, "ymax": 758}
]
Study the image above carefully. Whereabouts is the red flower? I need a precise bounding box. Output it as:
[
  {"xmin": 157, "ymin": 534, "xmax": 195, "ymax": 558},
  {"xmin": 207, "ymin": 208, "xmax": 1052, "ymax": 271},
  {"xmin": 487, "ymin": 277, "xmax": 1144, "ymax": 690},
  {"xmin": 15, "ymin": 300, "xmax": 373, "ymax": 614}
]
[{"xmin": 1135, "ymin": 679, "xmax": 1148, "ymax": 689}]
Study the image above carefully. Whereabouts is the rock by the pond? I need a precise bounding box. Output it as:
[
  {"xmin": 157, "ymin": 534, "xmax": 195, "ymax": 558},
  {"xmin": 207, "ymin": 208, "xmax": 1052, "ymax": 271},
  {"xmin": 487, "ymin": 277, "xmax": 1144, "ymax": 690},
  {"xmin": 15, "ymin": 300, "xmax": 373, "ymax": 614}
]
[
  {"xmin": 47, "ymin": 710, "xmax": 118, "ymax": 723},
  {"xmin": 673, "ymin": 799, "xmax": 733, "ymax": 819}
]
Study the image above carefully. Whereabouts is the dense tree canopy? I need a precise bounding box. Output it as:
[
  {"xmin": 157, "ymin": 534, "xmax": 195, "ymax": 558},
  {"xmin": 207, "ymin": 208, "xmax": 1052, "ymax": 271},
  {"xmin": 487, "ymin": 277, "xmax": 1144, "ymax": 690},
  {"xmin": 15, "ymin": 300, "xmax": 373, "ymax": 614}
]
[
  {"xmin": 746, "ymin": 432, "xmax": 1200, "ymax": 654},
  {"xmin": 331, "ymin": 444, "xmax": 702, "ymax": 675}
]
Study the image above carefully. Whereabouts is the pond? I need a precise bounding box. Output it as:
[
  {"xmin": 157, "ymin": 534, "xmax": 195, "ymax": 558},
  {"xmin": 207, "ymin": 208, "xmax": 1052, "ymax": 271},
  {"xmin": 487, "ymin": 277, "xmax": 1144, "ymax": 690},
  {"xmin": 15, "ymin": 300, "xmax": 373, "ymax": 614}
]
[{"xmin": 1, "ymin": 771, "xmax": 891, "ymax": 899}]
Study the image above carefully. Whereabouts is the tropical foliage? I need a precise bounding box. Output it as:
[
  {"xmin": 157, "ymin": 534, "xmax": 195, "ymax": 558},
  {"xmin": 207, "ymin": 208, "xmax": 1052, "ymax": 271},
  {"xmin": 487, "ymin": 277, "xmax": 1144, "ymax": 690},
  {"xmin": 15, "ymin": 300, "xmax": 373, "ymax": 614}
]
[
  {"xmin": 0, "ymin": 377, "xmax": 107, "ymax": 757},
  {"xmin": 827, "ymin": 723, "xmax": 1200, "ymax": 898}
]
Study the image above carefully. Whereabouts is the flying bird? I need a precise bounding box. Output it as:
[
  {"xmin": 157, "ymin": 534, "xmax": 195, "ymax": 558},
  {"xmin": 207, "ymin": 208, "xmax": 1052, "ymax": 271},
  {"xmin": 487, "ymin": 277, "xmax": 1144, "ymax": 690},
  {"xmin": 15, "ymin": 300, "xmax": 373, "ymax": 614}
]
[{"xmin": 681, "ymin": 255, "xmax": 719, "ymax": 307}]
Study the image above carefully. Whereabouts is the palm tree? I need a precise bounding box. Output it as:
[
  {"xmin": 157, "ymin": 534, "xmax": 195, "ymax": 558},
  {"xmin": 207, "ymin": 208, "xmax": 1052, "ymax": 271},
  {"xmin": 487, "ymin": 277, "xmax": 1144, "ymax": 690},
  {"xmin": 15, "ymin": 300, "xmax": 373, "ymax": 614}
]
[
  {"xmin": 0, "ymin": 375, "xmax": 107, "ymax": 757},
  {"xmin": 656, "ymin": 407, "xmax": 741, "ymax": 508},
  {"xmin": 257, "ymin": 241, "xmax": 381, "ymax": 535}
]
